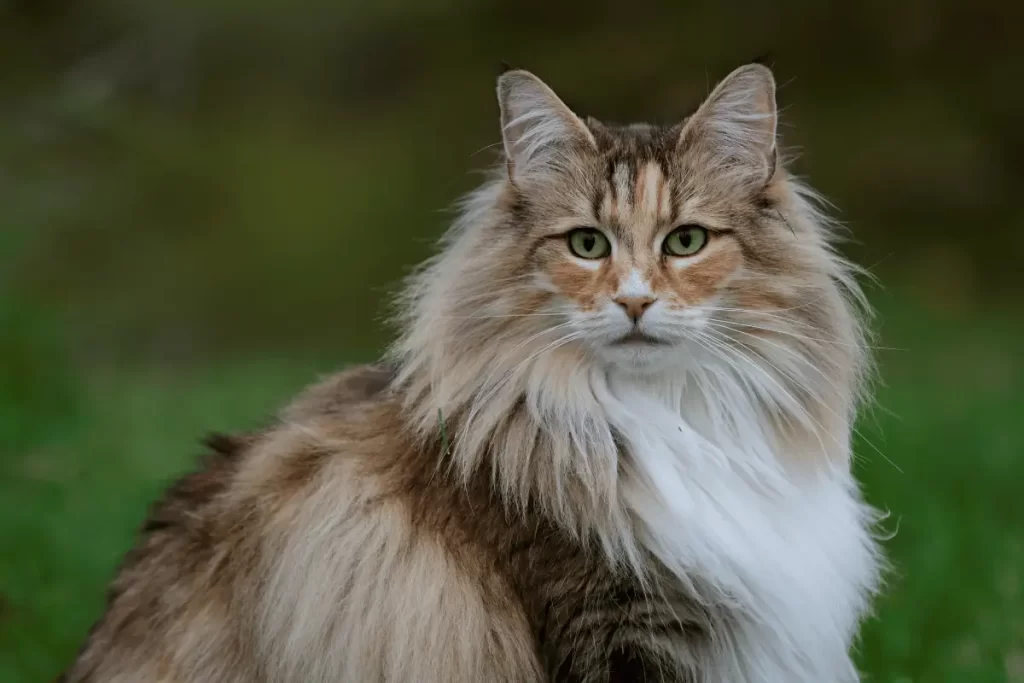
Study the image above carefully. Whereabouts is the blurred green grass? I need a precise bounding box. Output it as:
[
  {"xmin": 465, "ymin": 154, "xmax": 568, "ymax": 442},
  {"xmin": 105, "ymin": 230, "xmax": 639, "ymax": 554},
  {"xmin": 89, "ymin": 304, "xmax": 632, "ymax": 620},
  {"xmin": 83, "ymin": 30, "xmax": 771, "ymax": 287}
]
[{"xmin": 1, "ymin": 295, "xmax": 1022, "ymax": 683}]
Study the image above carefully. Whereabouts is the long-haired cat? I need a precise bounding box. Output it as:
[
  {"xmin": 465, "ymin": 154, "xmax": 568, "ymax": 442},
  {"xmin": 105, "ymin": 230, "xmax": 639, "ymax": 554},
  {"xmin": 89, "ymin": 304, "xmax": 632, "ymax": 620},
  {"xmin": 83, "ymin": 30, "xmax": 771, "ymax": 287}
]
[{"xmin": 62, "ymin": 64, "xmax": 883, "ymax": 683}]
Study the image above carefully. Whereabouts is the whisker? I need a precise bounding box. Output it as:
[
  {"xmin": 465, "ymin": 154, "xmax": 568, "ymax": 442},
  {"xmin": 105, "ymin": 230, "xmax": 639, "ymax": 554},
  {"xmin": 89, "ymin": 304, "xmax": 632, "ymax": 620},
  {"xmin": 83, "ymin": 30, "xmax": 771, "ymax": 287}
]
[
  {"xmin": 702, "ymin": 321, "xmax": 849, "ymax": 397},
  {"xmin": 692, "ymin": 334, "xmax": 817, "ymax": 461},
  {"xmin": 694, "ymin": 329, "xmax": 836, "ymax": 461},
  {"xmin": 705, "ymin": 323, "xmax": 901, "ymax": 473},
  {"xmin": 471, "ymin": 321, "xmax": 578, "ymax": 396},
  {"xmin": 700, "ymin": 327, "xmax": 902, "ymax": 474},
  {"xmin": 438, "ymin": 313, "xmax": 566, "ymax": 320},
  {"xmin": 702, "ymin": 308, "xmax": 902, "ymax": 351},
  {"xmin": 457, "ymin": 327, "xmax": 584, "ymax": 444},
  {"xmin": 702, "ymin": 317, "xmax": 881, "ymax": 353}
]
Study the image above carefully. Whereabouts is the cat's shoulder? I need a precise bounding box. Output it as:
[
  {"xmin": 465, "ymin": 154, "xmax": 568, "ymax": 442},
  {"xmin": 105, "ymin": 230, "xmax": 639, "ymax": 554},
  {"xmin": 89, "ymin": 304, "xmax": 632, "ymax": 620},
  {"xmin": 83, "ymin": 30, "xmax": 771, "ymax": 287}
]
[
  {"xmin": 232, "ymin": 361, "xmax": 406, "ymax": 488},
  {"xmin": 283, "ymin": 361, "xmax": 398, "ymax": 421}
]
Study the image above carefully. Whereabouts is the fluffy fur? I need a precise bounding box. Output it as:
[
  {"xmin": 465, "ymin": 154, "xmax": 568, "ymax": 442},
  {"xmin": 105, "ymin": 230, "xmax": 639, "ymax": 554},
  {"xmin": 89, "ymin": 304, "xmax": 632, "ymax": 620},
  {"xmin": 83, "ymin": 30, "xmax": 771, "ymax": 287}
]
[{"xmin": 62, "ymin": 64, "xmax": 884, "ymax": 683}]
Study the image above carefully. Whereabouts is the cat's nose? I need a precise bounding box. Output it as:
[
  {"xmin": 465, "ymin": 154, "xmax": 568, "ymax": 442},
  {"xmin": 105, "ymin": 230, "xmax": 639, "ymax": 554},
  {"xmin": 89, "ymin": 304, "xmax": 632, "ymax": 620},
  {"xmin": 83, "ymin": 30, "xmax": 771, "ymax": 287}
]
[{"xmin": 614, "ymin": 296, "xmax": 656, "ymax": 323}]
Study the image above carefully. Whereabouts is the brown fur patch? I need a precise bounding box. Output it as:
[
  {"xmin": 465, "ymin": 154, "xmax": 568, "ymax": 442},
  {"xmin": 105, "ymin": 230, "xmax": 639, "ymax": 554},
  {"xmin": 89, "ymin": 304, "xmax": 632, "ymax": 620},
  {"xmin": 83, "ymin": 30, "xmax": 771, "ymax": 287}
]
[{"xmin": 665, "ymin": 240, "xmax": 743, "ymax": 306}]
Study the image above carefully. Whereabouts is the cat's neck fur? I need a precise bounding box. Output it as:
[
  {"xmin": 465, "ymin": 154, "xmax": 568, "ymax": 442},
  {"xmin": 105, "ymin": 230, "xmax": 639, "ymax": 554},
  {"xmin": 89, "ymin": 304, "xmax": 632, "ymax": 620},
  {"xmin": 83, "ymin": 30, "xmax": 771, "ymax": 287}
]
[{"xmin": 393, "ymin": 326, "xmax": 879, "ymax": 679}]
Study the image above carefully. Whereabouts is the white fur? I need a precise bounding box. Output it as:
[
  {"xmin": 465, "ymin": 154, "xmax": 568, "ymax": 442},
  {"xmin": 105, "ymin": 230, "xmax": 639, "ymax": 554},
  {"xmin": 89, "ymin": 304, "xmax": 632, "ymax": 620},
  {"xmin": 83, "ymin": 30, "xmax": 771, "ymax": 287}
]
[
  {"xmin": 617, "ymin": 268, "xmax": 652, "ymax": 298},
  {"xmin": 601, "ymin": 364, "xmax": 879, "ymax": 682}
]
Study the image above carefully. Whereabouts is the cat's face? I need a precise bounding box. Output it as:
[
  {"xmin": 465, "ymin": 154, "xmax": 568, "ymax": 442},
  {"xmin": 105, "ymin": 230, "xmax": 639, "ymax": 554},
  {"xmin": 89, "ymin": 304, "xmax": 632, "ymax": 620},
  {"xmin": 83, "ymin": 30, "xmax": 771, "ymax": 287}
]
[
  {"xmin": 494, "ymin": 66, "xmax": 798, "ymax": 372},
  {"xmin": 527, "ymin": 135, "xmax": 748, "ymax": 370}
]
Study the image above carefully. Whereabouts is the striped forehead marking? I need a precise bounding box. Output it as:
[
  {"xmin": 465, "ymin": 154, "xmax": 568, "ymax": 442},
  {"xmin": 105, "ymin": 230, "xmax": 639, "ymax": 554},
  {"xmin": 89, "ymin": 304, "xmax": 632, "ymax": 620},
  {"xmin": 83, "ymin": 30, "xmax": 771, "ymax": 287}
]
[
  {"xmin": 635, "ymin": 161, "xmax": 671, "ymax": 224},
  {"xmin": 612, "ymin": 162, "xmax": 633, "ymax": 219},
  {"xmin": 599, "ymin": 159, "xmax": 674, "ymax": 232}
]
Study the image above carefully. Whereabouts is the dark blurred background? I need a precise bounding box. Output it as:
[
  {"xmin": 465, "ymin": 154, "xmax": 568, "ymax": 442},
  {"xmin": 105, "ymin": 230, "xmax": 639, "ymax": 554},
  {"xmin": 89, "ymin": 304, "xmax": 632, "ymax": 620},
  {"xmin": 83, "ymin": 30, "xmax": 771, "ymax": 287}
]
[{"xmin": 1, "ymin": 1, "xmax": 1022, "ymax": 681}]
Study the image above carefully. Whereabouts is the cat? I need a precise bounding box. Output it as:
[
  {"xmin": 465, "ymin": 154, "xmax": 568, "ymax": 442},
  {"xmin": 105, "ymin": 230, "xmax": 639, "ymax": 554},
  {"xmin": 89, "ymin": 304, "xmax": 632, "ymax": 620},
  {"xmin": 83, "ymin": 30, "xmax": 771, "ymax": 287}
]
[{"xmin": 61, "ymin": 63, "xmax": 884, "ymax": 683}]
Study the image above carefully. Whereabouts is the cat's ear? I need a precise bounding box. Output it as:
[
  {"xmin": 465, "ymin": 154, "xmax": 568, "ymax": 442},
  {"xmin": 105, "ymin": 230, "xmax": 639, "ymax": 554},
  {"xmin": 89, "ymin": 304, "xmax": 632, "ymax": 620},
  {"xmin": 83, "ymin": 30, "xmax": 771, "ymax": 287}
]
[
  {"xmin": 497, "ymin": 70, "xmax": 596, "ymax": 180},
  {"xmin": 678, "ymin": 64, "xmax": 778, "ymax": 184}
]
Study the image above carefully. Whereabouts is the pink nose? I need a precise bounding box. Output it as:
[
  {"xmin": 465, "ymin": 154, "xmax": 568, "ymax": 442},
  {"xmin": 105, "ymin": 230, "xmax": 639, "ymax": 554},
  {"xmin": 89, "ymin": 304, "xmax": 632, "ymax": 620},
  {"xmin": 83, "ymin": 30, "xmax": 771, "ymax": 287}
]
[{"xmin": 614, "ymin": 296, "xmax": 656, "ymax": 322}]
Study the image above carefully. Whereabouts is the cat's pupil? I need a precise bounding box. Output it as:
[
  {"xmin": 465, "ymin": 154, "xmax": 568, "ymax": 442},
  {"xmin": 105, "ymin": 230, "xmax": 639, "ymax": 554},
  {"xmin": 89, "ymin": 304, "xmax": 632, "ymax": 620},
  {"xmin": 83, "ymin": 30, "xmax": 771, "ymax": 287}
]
[
  {"xmin": 680, "ymin": 232, "xmax": 692, "ymax": 248},
  {"xmin": 583, "ymin": 234, "xmax": 595, "ymax": 251}
]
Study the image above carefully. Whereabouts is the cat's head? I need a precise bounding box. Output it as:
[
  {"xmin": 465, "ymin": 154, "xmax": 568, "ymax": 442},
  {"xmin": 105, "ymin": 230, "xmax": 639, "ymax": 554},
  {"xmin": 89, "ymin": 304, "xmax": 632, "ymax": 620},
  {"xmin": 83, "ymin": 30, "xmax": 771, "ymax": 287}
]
[
  {"xmin": 395, "ymin": 64, "xmax": 866, "ymax": 429},
  {"xmin": 493, "ymin": 64, "xmax": 787, "ymax": 371}
]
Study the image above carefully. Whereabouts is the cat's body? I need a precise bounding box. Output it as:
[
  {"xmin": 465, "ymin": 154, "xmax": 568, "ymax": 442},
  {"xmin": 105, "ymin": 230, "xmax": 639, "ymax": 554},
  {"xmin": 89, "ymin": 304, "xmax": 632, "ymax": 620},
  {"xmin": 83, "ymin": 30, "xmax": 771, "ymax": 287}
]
[{"xmin": 62, "ymin": 65, "xmax": 883, "ymax": 683}]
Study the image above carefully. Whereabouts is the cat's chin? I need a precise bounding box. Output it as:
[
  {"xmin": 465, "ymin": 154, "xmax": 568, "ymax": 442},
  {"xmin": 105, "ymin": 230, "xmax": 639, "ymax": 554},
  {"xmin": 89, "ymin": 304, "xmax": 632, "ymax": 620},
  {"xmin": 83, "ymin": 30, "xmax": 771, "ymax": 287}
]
[{"xmin": 596, "ymin": 340, "xmax": 686, "ymax": 374}]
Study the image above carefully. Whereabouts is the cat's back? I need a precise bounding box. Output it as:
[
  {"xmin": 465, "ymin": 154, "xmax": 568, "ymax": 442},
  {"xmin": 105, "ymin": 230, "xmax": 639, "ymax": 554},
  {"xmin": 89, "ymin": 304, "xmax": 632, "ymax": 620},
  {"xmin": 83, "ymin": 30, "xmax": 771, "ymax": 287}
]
[{"xmin": 61, "ymin": 363, "xmax": 541, "ymax": 683}]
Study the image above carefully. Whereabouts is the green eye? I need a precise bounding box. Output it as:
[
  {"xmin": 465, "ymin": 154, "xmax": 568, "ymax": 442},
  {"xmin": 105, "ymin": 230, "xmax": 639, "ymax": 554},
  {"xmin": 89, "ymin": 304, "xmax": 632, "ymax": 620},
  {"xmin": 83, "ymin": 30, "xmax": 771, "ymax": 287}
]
[
  {"xmin": 567, "ymin": 228, "xmax": 611, "ymax": 259},
  {"xmin": 663, "ymin": 225, "xmax": 709, "ymax": 257}
]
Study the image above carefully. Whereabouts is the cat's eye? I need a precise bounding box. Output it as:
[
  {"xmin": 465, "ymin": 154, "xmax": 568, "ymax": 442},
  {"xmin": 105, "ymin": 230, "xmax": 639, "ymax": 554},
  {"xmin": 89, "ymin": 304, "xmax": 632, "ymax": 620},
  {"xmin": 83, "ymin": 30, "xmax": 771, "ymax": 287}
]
[
  {"xmin": 662, "ymin": 225, "xmax": 709, "ymax": 257},
  {"xmin": 567, "ymin": 228, "xmax": 611, "ymax": 259}
]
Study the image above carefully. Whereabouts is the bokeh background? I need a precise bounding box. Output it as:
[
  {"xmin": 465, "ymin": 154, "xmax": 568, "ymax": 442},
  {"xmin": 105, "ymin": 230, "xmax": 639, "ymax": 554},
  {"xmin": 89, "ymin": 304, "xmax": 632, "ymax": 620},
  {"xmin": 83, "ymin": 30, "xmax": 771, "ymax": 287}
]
[{"xmin": 2, "ymin": 1, "xmax": 1023, "ymax": 681}]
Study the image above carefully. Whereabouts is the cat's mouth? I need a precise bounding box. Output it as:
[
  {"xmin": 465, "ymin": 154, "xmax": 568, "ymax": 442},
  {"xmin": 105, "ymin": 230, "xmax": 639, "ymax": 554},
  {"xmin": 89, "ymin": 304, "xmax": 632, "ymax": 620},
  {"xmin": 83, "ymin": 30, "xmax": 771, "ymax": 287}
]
[{"xmin": 612, "ymin": 330, "xmax": 667, "ymax": 346}]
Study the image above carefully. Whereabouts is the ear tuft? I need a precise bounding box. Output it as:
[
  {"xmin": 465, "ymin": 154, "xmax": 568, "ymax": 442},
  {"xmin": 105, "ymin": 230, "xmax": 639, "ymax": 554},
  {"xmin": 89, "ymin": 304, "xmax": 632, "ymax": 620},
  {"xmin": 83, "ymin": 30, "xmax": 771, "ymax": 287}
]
[
  {"xmin": 496, "ymin": 70, "xmax": 595, "ymax": 180},
  {"xmin": 679, "ymin": 63, "xmax": 778, "ymax": 184}
]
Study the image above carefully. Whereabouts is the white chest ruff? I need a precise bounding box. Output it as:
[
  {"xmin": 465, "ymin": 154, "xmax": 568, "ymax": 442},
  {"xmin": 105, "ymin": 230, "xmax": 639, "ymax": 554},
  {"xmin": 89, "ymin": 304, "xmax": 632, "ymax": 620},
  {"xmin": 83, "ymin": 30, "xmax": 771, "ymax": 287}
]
[{"xmin": 599, "ymin": 374, "xmax": 881, "ymax": 683}]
